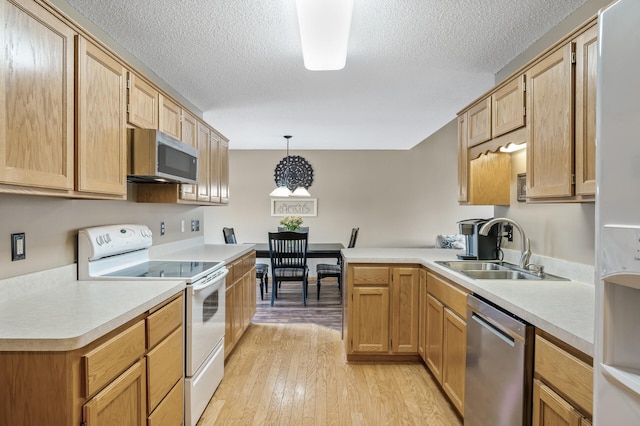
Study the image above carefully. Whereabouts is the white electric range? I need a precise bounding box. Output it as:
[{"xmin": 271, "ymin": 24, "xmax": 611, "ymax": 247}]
[{"xmin": 78, "ymin": 224, "xmax": 227, "ymax": 426}]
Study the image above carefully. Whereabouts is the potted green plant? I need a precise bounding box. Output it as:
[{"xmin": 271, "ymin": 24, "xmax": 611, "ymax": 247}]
[{"xmin": 279, "ymin": 216, "xmax": 303, "ymax": 231}]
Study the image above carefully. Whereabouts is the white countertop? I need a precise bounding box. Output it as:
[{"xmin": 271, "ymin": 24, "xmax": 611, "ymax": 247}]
[
  {"xmin": 0, "ymin": 274, "xmax": 185, "ymax": 352},
  {"xmin": 343, "ymin": 248, "xmax": 595, "ymax": 356},
  {"xmin": 0, "ymin": 243, "xmax": 252, "ymax": 352}
]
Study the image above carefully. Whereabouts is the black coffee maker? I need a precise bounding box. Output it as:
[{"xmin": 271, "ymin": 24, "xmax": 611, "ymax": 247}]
[{"xmin": 457, "ymin": 218, "xmax": 501, "ymax": 260}]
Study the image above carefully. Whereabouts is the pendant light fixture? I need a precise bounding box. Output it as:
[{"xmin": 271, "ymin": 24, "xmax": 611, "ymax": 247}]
[{"xmin": 269, "ymin": 135, "xmax": 312, "ymax": 197}]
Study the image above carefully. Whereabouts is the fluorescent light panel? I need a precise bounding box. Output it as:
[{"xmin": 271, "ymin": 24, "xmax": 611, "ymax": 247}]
[{"xmin": 296, "ymin": 0, "xmax": 354, "ymax": 71}]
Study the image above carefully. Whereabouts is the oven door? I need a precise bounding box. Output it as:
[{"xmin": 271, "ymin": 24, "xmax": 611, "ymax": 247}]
[{"xmin": 186, "ymin": 267, "xmax": 227, "ymax": 377}]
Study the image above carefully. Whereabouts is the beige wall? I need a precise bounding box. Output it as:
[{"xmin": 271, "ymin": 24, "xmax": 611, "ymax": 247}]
[
  {"xmin": 494, "ymin": 151, "xmax": 595, "ymax": 265},
  {"xmin": 0, "ymin": 186, "xmax": 203, "ymax": 280},
  {"xmin": 203, "ymin": 120, "xmax": 492, "ymax": 247}
]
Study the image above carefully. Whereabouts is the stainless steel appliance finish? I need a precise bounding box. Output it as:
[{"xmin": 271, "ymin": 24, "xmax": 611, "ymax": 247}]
[
  {"xmin": 465, "ymin": 294, "xmax": 534, "ymax": 426},
  {"xmin": 128, "ymin": 128, "xmax": 198, "ymax": 184},
  {"xmin": 435, "ymin": 260, "xmax": 568, "ymax": 281},
  {"xmin": 78, "ymin": 224, "xmax": 227, "ymax": 426},
  {"xmin": 457, "ymin": 218, "xmax": 500, "ymax": 260}
]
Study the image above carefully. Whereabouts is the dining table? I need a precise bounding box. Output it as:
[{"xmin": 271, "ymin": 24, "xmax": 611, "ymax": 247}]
[{"xmin": 252, "ymin": 243, "xmax": 344, "ymax": 263}]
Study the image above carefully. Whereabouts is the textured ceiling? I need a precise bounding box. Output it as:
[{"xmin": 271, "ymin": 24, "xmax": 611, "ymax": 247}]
[{"xmin": 64, "ymin": 0, "xmax": 588, "ymax": 150}]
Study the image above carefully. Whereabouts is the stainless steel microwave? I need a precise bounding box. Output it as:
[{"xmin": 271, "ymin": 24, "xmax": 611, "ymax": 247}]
[{"xmin": 128, "ymin": 129, "xmax": 198, "ymax": 184}]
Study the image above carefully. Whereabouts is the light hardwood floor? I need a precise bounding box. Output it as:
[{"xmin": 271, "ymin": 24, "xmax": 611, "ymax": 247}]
[{"xmin": 199, "ymin": 323, "xmax": 462, "ymax": 425}]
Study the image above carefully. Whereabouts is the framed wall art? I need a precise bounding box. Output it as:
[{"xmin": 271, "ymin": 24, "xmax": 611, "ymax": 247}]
[{"xmin": 271, "ymin": 198, "xmax": 317, "ymax": 217}]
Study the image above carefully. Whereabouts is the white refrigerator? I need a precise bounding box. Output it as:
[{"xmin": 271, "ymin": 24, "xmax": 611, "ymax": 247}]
[{"xmin": 595, "ymin": 0, "xmax": 640, "ymax": 423}]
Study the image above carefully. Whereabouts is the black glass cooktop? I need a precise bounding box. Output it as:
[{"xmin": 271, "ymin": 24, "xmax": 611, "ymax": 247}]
[{"xmin": 105, "ymin": 261, "xmax": 222, "ymax": 279}]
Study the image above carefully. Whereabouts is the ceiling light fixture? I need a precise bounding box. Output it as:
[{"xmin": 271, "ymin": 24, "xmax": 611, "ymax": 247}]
[
  {"xmin": 295, "ymin": 0, "xmax": 354, "ymax": 71},
  {"xmin": 269, "ymin": 135, "xmax": 312, "ymax": 197}
]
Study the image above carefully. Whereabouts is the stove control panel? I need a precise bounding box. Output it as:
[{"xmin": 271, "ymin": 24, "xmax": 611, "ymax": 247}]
[{"xmin": 79, "ymin": 224, "xmax": 153, "ymax": 261}]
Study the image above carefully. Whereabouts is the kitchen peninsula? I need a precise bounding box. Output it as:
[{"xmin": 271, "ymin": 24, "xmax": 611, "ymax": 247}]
[{"xmin": 342, "ymin": 247, "xmax": 595, "ymax": 422}]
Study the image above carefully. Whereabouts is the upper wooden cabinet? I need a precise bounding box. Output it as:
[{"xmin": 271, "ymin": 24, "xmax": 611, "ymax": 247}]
[
  {"xmin": 526, "ymin": 42, "xmax": 575, "ymax": 199},
  {"xmin": 574, "ymin": 24, "xmax": 597, "ymax": 197},
  {"xmin": 196, "ymin": 122, "xmax": 212, "ymax": 202},
  {"xmin": 219, "ymin": 138, "xmax": 230, "ymax": 204},
  {"xmin": 457, "ymin": 115, "xmax": 469, "ymax": 204},
  {"xmin": 526, "ymin": 23, "xmax": 597, "ymax": 201},
  {"xmin": 208, "ymin": 132, "xmax": 223, "ymax": 204},
  {"xmin": 75, "ymin": 36, "xmax": 127, "ymax": 197},
  {"xmin": 158, "ymin": 94, "xmax": 181, "ymax": 141},
  {"xmin": 492, "ymin": 74, "xmax": 526, "ymax": 138},
  {"xmin": 127, "ymin": 72, "xmax": 158, "ymax": 129},
  {"xmin": 1, "ymin": 0, "xmax": 75, "ymax": 191},
  {"xmin": 467, "ymin": 98, "xmax": 492, "ymax": 147}
]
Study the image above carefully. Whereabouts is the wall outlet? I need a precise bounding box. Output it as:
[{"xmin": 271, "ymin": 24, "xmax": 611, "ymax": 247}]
[
  {"xmin": 11, "ymin": 233, "xmax": 26, "ymax": 261},
  {"xmin": 160, "ymin": 222, "xmax": 165, "ymax": 236},
  {"xmin": 181, "ymin": 220, "xmax": 185, "ymax": 233},
  {"xmin": 195, "ymin": 219, "xmax": 200, "ymax": 232}
]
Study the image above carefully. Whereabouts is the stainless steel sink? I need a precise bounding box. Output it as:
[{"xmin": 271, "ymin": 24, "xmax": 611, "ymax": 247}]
[
  {"xmin": 462, "ymin": 270, "xmax": 541, "ymax": 280},
  {"xmin": 436, "ymin": 261, "xmax": 512, "ymax": 271},
  {"xmin": 435, "ymin": 260, "xmax": 568, "ymax": 281}
]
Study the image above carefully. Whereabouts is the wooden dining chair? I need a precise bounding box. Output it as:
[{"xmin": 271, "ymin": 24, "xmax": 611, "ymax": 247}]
[
  {"xmin": 316, "ymin": 227, "xmax": 359, "ymax": 300},
  {"xmin": 222, "ymin": 227, "xmax": 270, "ymax": 300},
  {"xmin": 268, "ymin": 231, "xmax": 309, "ymax": 307}
]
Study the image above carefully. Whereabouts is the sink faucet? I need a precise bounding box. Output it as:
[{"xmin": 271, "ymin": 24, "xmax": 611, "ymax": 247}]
[{"xmin": 479, "ymin": 218, "xmax": 532, "ymax": 269}]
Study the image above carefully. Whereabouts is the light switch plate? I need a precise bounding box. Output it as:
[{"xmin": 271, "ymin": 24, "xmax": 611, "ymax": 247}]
[{"xmin": 11, "ymin": 233, "xmax": 25, "ymax": 261}]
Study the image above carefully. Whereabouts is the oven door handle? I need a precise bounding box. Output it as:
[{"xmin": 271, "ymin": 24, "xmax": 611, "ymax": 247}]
[{"xmin": 192, "ymin": 268, "xmax": 229, "ymax": 292}]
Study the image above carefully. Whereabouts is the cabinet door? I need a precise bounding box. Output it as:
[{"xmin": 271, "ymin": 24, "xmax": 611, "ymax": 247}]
[
  {"xmin": 209, "ymin": 132, "xmax": 222, "ymax": 204},
  {"xmin": 233, "ymin": 277, "xmax": 244, "ymax": 343},
  {"xmin": 425, "ymin": 293, "xmax": 444, "ymax": 383},
  {"xmin": 83, "ymin": 359, "xmax": 147, "ymax": 426},
  {"xmin": 243, "ymin": 271, "xmax": 253, "ymax": 328},
  {"xmin": 127, "ymin": 72, "xmax": 158, "ymax": 129},
  {"xmin": 225, "ymin": 285, "xmax": 234, "ymax": 358},
  {"xmin": 179, "ymin": 110, "xmax": 198, "ymax": 201},
  {"xmin": 467, "ymin": 97, "xmax": 492, "ymax": 147},
  {"xmin": 418, "ymin": 269, "xmax": 427, "ymax": 360},
  {"xmin": 391, "ymin": 267, "xmax": 419, "ymax": 353},
  {"xmin": 492, "ymin": 74, "xmax": 526, "ymax": 137},
  {"xmin": 76, "ymin": 36, "xmax": 127, "ymax": 196},
  {"xmin": 526, "ymin": 43, "xmax": 575, "ymax": 198},
  {"xmin": 457, "ymin": 114, "xmax": 469, "ymax": 204},
  {"xmin": 351, "ymin": 286, "xmax": 390, "ymax": 353},
  {"xmin": 442, "ymin": 308, "xmax": 466, "ymax": 415},
  {"xmin": 219, "ymin": 138, "xmax": 229, "ymax": 204},
  {"xmin": 1, "ymin": 0, "xmax": 75, "ymax": 190},
  {"xmin": 532, "ymin": 379, "xmax": 582, "ymax": 426},
  {"xmin": 196, "ymin": 122, "xmax": 211, "ymax": 202},
  {"xmin": 158, "ymin": 94, "xmax": 181, "ymax": 140},
  {"xmin": 574, "ymin": 25, "xmax": 597, "ymax": 196}
]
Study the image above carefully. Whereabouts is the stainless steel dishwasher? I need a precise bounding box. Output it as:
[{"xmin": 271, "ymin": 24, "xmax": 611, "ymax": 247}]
[{"xmin": 464, "ymin": 294, "xmax": 534, "ymax": 426}]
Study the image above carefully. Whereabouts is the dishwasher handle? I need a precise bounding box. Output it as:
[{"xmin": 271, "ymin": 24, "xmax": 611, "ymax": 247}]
[{"xmin": 471, "ymin": 312, "xmax": 516, "ymax": 347}]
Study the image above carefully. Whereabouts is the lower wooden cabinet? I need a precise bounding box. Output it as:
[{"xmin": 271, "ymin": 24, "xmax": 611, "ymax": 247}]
[
  {"xmin": 533, "ymin": 379, "xmax": 590, "ymax": 426},
  {"xmin": 533, "ymin": 334, "xmax": 593, "ymax": 425},
  {"xmin": 224, "ymin": 250, "xmax": 257, "ymax": 359},
  {"xmin": 0, "ymin": 292, "xmax": 184, "ymax": 426},
  {"xmin": 83, "ymin": 359, "xmax": 147, "ymax": 426},
  {"xmin": 346, "ymin": 264, "xmax": 419, "ymax": 360},
  {"xmin": 423, "ymin": 271, "xmax": 469, "ymax": 416}
]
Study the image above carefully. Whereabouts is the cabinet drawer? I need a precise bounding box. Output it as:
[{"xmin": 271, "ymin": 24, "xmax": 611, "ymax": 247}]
[
  {"xmin": 351, "ymin": 266, "xmax": 390, "ymax": 285},
  {"xmin": 83, "ymin": 320, "xmax": 146, "ymax": 397},
  {"xmin": 232, "ymin": 259, "xmax": 244, "ymax": 282},
  {"xmin": 426, "ymin": 272, "xmax": 469, "ymax": 319},
  {"xmin": 535, "ymin": 335, "xmax": 593, "ymax": 417},
  {"xmin": 148, "ymin": 379, "xmax": 184, "ymax": 426},
  {"xmin": 147, "ymin": 326, "xmax": 184, "ymax": 413},
  {"xmin": 147, "ymin": 295, "xmax": 183, "ymax": 349}
]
